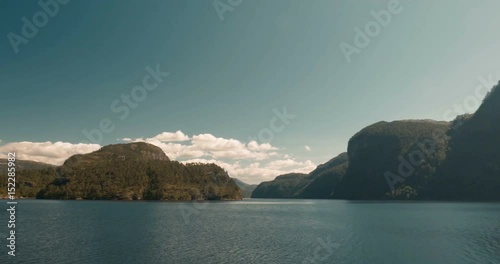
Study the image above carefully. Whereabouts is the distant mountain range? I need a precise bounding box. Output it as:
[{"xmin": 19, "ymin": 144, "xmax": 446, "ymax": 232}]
[
  {"xmin": 251, "ymin": 153, "xmax": 348, "ymax": 199},
  {"xmin": 0, "ymin": 159, "xmax": 55, "ymax": 171},
  {"xmin": 232, "ymin": 178, "xmax": 257, "ymax": 198},
  {"xmin": 253, "ymin": 80, "xmax": 500, "ymax": 201},
  {"xmin": 251, "ymin": 173, "xmax": 308, "ymax": 198}
]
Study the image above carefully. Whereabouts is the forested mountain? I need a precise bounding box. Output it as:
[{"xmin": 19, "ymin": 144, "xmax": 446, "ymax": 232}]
[
  {"xmin": 294, "ymin": 153, "xmax": 348, "ymax": 199},
  {"xmin": 0, "ymin": 158, "xmax": 57, "ymax": 198},
  {"xmin": 251, "ymin": 153, "xmax": 348, "ymax": 199},
  {"xmin": 251, "ymin": 173, "xmax": 307, "ymax": 198},
  {"xmin": 0, "ymin": 142, "xmax": 242, "ymax": 200},
  {"xmin": 253, "ymin": 81, "xmax": 500, "ymax": 201},
  {"xmin": 0, "ymin": 166, "xmax": 58, "ymax": 198}
]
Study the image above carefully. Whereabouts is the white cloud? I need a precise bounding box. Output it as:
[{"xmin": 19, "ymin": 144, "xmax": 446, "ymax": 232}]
[
  {"xmin": 267, "ymin": 159, "xmax": 311, "ymax": 169},
  {"xmin": 305, "ymin": 145, "xmax": 311, "ymax": 151},
  {"xmin": 247, "ymin": 141, "xmax": 278, "ymax": 151},
  {"xmin": 0, "ymin": 141, "xmax": 101, "ymax": 165},
  {"xmin": 120, "ymin": 132, "xmax": 279, "ymax": 161},
  {"xmin": 148, "ymin": 130, "xmax": 189, "ymax": 142}
]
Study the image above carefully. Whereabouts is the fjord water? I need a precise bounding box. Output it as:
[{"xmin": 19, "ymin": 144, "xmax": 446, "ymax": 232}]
[{"xmin": 2, "ymin": 200, "xmax": 499, "ymax": 264}]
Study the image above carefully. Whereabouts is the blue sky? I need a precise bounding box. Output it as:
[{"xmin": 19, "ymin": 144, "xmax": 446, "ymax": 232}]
[{"xmin": 1, "ymin": 0, "xmax": 499, "ymax": 183}]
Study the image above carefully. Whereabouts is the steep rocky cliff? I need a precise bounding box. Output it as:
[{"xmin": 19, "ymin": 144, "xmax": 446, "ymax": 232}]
[
  {"xmin": 333, "ymin": 120, "xmax": 451, "ymax": 200},
  {"xmin": 435, "ymin": 81, "xmax": 500, "ymax": 200}
]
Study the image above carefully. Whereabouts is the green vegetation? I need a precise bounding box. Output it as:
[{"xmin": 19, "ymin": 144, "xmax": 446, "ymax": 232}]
[
  {"xmin": 0, "ymin": 143, "xmax": 242, "ymax": 201},
  {"xmin": 0, "ymin": 167, "xmax": 57, "ymax": 198},
  {"xmin": 385, "ymin": 186, "xmax": 418, "ymax": 200},
  {"xmin": 294, "ymin": 153, "xmax": 348, "ymax": 199},
  {"xmin": 251, "ymin": 173, "xmax": 307, "ymax": 198}
]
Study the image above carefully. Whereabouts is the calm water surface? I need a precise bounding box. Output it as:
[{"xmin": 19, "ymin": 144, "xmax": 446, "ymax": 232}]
[{"xmin": 1, "ymin": 199, "xmax": 499, "ymax": 264}]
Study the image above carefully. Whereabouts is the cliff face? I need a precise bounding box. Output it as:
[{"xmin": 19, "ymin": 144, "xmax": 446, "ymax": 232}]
[
  {"xmin": 333, "ymin": 120, "xmax": 451, "ymax": 200},
  {"xmin": 436, "ymin": 81, "xmax": 500, "ymax": 200}
]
